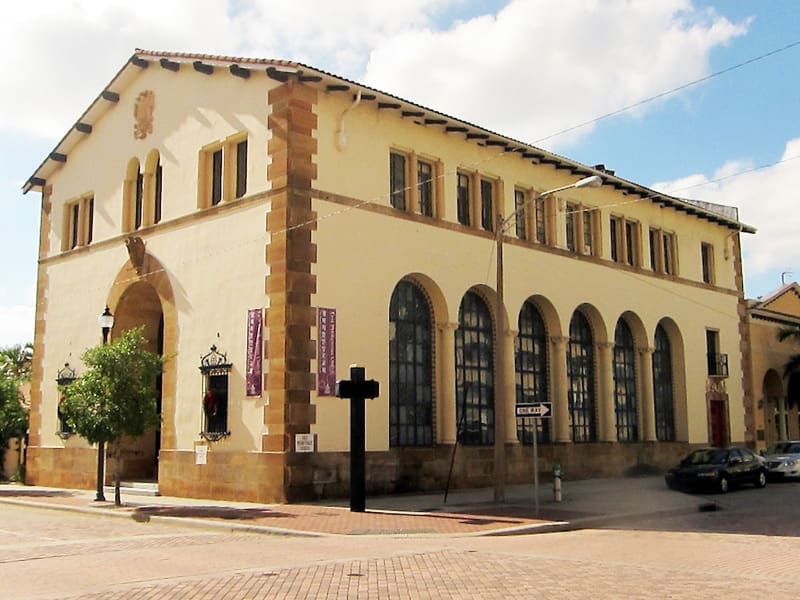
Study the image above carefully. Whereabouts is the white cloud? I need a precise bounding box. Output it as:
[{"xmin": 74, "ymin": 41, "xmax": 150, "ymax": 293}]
[
  {"xmin": 362, "ymin": 0, "xmax": 748, "ymax": 149},
  {"xmin": 652, "ymin": 137, "xmax": 800, "ymax": 288},
  {"xmin": 1, "ymin": 0, "xmax": 746, "ymax": 147}
]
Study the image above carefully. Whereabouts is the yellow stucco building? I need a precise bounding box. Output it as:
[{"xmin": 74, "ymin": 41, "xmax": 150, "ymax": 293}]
[
  {"xmin": 745, "ymin": 283, "xmax": 800, "ymax": 449},
  {"xmin": 23, "ymin": 50, "xmax": 756, "ymax": 503}
]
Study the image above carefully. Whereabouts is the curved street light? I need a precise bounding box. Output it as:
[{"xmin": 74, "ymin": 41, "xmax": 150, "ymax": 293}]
[{"xmin": 494, "ymin": 175, "xmax": 602, "ymax": 502}]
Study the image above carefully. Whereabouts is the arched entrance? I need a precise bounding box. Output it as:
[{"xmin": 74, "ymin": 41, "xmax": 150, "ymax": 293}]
[
  {"xmin": 763, "ymin": 369, "xmax": 784, "ymax": 446},
  {"xmin": 112, "ymin": 281, "xmax": 164, "ymax": 480}
]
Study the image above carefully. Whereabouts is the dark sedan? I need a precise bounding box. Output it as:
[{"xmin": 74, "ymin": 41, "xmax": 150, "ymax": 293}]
[{"xmin": 665, "ymin": 447, "xmax": 767, "ymax": 493}]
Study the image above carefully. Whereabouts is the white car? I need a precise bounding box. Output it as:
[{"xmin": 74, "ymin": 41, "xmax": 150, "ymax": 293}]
[{"xmin": 763, "ymin": 441, "xmax": 800, "ymax": 480}]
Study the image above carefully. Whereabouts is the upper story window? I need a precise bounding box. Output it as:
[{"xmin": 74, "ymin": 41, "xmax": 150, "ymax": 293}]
[
  {"xmin": 198, "ymin": 132, "xmax": 248, "ymax": 209},
  {"xmin": 649, "ymin": 227, "xmax": 678, "ymax": 275},
  {"xmin": 565, "ymin": 202, "xmax": 578, "ymax": 252},
  {"xmin": 124, "ymin": 151, "xmax": 163, "ymax": 232},
  {"xmin": 610, "ymin": 216, "xmax": 640, "ymax": 266},
  {"xmin": 480, "ymin": 178, "xmax": 494, "ymax": 232},
  {"xmin": 62, "ymin": 193, "xmax": 94, "ymax": 251},
  {"xmin": 706, "ymin": 329, "xmax": 728, "ymax": 378},
  {"xmin": 457, "ymin": 171, "xmax": 471, "ymax": 226},
  {"xmin": 389, "ymin": 151, "xmax": 407, "ymax": 210},
  {"xmin": 417, "ymin": 159, "xmax": 434, "ymax": 217},
  {"xmin": 389, "ymin": 150, "xmax": 439, "ymax": 217},
  {"xmin": 582, "ymin": 210, "xmax": 596, "ymax": 256},
  {"xmin": 514, "ymin": 188, "xmax": 528, "ymax": 240},
  {"xmin": 534, "ymin": 196, "xmax": 547, "ymax": 244},
  {"xmin": 701, "ymin": 242, "xmax": 715, "ymax": 284}
]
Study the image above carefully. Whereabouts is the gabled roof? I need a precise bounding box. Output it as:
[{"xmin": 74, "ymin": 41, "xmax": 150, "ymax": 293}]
[
  {"xmin": 748, "ymin": 282, "xmax": 800, "ymax": 325},
  {"xmin": 23, "ymin": 49, "xmax": 756, "ymax": 234}
]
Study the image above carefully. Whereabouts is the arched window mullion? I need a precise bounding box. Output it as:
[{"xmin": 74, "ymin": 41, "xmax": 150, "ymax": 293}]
[
  {"xmin": 653, "ymin": 324, "xmax": 675, "ymax": 441},
  {"xmin": 567, "ymin": 311, "xmax": 596, "ymax": 442},
  {"xmin": 515, "ymin": 301, "xmax": 550, "ymax": 444},
  {"xmin": 613, "ymin": 319, "xmax": 638, "ymax": 442},
  {"xmin": 389, "ymin": 281, "xmax": 433, "ymax": 447}
]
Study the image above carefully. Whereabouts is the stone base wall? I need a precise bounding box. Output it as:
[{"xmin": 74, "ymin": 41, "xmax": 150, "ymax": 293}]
[
  {"xmin": 304, "ymin": 441, "xmax": 695, "ymax": 502},
  {"xmin": 157, "ymin": 449, "xmax": 286, "ymax": 503},
  {"xmin": 25, "ymin": 446, "xmax": 98, "ymax": 490}
]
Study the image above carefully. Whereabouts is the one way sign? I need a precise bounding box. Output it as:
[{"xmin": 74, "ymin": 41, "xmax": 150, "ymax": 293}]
[{"xmin": 515, "ymin": 402, "xmax": 552, "ymax": 418}]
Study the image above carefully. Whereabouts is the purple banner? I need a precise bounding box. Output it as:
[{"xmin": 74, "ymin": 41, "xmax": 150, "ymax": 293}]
[
  {"xmin": 246, "ymin": 309, "xmax": 263, "ymax": 397},
  {"xmin": 317, "ymin": 307, "xmax": 336, "ymax": 396}
]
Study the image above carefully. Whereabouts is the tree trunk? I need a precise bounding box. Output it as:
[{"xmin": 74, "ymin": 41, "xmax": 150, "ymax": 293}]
[{"xmin": 114, "ymin": 439, "xmax": 122, "ymax": 507}]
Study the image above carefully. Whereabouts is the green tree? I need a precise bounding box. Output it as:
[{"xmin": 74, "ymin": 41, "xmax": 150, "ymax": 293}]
[
  {"xmin": 0, "ymin": 374, "xmax": 28, "ymax": 479},
  {"xmin": 778, "ymin": 324, "xmax": 800, "ymax": 380},
  {"xmin": 0, "ymin": 343, "xmax": 33, "ymax": 382},
  {"xmin": 61, "ymin": 328, "xmax": 164, "ymax": 506}
]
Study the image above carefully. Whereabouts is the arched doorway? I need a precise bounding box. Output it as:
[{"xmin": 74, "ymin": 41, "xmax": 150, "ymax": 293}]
[
  {"xmin": 763, "ymin": 369, "xmax": 784, "ymax": 446},
  {"xmin": 112, "ymin": 281, "xmax": 164, "ymax": 481}
]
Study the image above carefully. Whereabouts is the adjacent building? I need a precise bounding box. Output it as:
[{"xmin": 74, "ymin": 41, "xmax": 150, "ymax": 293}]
[
  {"xmin": 745, "ymin": 283, "xmax": 800, "ymax": 449},
  {"xmin": 23, "ymin": 50, "xmax": 755, "ymax": 502}
]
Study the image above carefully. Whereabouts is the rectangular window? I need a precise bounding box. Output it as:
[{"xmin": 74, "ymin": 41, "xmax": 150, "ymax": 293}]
[
  {"xmin": 649, "ymin": 228, "xmax": 659, "ymax": 271},
  {"xmin": 514, "ymin": 189, "xmax": 527, "ymax": 240},
  {"xmin": 625, "ymin": 220, "xmax": 637, "ymax": 266},
  {"xmin": 63, "ymin": 194, "xmax": 94, "ymax": 251},
  {"xmin": 663, "ymin": 232, "xmax": 676, "ymax": 275},
  {"xmin": 480, "ymin": 179, "xmax": 494, "ymax": 231},
  {"xmin": 235, "ymin": 139, "xmax": 248, "ymax": 199},
  {"xmin": 582, "ymin": 210, "xmax": 594, "ymax": 255},
  {"xmin": 457, "ymin": 172, "xmax": 471, "ymax": 226},
  {"xmin": 86, "ymin": 197, "xmax": 94, "ymax": 245},
  {"xmin": 199, "ymin": 132, "xmax": 249, "ymax": 209},
  {"xmin": 610, "ymin": 216, "xmax": 621, "ymax": 262},
  {"xmin": 706, "ymin": 329, "xmax": 729, "ymax": 378},
  {"xmin": 701, "ymin": 242, "xmax": 715, "ymax": 284},
  {"xmin": 70, "ymin": 204, "xmax": 80, "ymax": 249},
  {"xmin": 211, "ymin": 148, "xmax": 223, "ymax": 206},
  {"xmin": 565, "ymin": 203, "xmax": 577, "ymax": 252},
  {"xmin": 417, "ymin": 160, "xmax": 433, "ymax": 217},
  {"xmin": 534, "ymin": 197, "xmax": 546, "ymax": 244},
  {"xmin": 389, "ymin": 151, "xmax": 407, "ymax": 210}
]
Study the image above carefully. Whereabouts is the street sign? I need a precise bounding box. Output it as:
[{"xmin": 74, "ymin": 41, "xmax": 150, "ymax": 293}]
[{"xmin": 515, "ymin": 402, "xmax": 552, "ymax": 418}]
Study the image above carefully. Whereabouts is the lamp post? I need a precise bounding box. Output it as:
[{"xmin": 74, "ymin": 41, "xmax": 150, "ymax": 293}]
[
  {"xmin": 493, "ymin": 175, "xmax": 602, "ymax": 502},
  {"xmin": 94, "ymin": 305, "xmax": 114, "ymax": 502}
]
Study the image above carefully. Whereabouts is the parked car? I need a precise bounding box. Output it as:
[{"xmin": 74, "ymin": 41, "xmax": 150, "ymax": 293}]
[
  {"xmin": 762, "ymin": 441, "xmax": 800, "ymax": 481},
  {"xmin": 665, "ymin": 447, "xmax": 767, "ymax": 493}
]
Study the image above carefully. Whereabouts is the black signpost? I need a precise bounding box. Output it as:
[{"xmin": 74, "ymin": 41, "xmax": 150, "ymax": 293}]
[
  {"xmin": 515, "ymin": 402, "xmax": 552, "ymax": 516},
  {"xmin": 336, "ymin": 365, "xmax": 379, "ymax": 512}
]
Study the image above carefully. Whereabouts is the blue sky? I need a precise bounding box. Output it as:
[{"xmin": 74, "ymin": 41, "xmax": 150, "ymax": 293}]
[{"xmin": 2, "ymin": 0, "xmax": 799, "ymax": 347}]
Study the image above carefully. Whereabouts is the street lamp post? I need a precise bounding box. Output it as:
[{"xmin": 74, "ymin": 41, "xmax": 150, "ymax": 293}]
[
  {"xmin": 94, "ymin": 305, "xmax": 114, "ymax": 502},
  {"xmin": 493, "ymin": 175, "xmax": 602, "ymax": 503}
]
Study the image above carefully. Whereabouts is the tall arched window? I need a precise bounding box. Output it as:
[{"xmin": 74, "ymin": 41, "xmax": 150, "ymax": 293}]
[
  {"xmin": 145, "ymin": 150, "xmax": 163, "ymax": 225},
  {"xmin": 455, "ymin": 291, "xmax": 494, "ymax": 445},
  {"xmin": 515, "ymin": 300, "xmax": 549, "ymax": 443},
  {"xmin": 613, "ymin": 319, "xmax": 638, "ymax": 442},
  {"xmin": 653, "ymin": 323, "xmax": 675, "ymax": 441},
  {"xmin": 123, "ymin": 158, "xmax": 143, "ymax": 232},
  {"xmin": 567, "ymin": 311, "xmax": 596, "ymax": 442},
  {"xmin": 389, "ymin": 280, "xmax": 433, "ymax": 446}
]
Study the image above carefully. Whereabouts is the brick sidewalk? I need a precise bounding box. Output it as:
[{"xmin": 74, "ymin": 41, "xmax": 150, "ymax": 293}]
[{"xmin": 0, "ymin": 484, "xmax": 589, "ymax": 536}]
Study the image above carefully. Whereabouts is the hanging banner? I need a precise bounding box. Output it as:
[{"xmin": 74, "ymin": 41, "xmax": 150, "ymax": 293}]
[
  {"xmin": 317, "ymin": 307, "xmax": 337, "ymax": 396},
  {"xmin": 246, "ymin": 308, "xmax": 263, "ymax": 397}
]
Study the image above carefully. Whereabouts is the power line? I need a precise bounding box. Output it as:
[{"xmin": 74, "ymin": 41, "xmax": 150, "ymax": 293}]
[{"xmin": 533, "ymin": 39, "xmax": 800, "ymax": 145}]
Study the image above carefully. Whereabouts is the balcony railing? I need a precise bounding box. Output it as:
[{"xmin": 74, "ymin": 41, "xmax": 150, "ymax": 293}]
[{"xmin": 707, "ymin": 352, "xmax": 729, "ymax": 378}]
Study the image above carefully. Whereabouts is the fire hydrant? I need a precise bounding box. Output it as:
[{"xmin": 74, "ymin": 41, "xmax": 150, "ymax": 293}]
[{"xmin": 553, "ymin": 463, "xmax": 563, "ymax": 502}]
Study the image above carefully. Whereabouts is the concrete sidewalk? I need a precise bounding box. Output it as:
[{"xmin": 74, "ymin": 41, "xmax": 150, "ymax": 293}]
[{"xmin": 0, "ymin": 475, "xmax": 701, "ymax": 537}]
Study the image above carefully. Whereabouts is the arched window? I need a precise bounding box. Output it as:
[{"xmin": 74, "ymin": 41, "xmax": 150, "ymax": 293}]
[
  {"xmin": 455, "ymin": 291, "xmax": 494, "ymax": 445},
  {"xmin": 515, "ymin": 300, "xmax": 549, "ymax": 443},
  {"xmin": 389, "ymin": 281, "xmax": 433, "ymax": 446},
  {"xmin": 123, "ymin": 158, "xmax": 143, "ymax": 232},
  {"xmin": 567, "ymin": 311, "xmax": 596, "ymax": 442},
  {"xmin": 145, "ymin": 150, "xmax": 163, "ymax": 225},
  {"xmin": 653, "ymin": 323, "xmax": 675, "ymax": 441},
  {"xmin": 613, "ymin": 319, "xmax": 638, "ymax": 442}
]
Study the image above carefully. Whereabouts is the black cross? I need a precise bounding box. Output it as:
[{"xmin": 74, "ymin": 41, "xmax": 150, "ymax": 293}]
[{"xmin": 336, "ymin": 365, "xmax": 379, "ymax": 512}]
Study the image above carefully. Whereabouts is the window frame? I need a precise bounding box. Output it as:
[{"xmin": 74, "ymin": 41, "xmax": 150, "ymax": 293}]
[
  {"xmin": 701, "ymin": 242, "xmax": 715, "ymax": 284},
  {"xmin": 198, "ymin": 132, "xmax": 249, "ymax": 209},
  {"xmin": 457, "ymin": 171, "xmax": 472, "ymax": 226},
  {"xmin": 62, "ymin": 193, "xmax": 94, "ymax": 251},
  {"xmin": 567, "ymin": 311, "xmax": 597, "ymax": 442},
  {"xmin": 613, "ymin": 319, "xmax": 638, "ymax": 442},
  {"xmin": 653, "ymin": 324, "xmax": 675, "ymax": 441},
  {"xmin": 515, "ymin": 301, "xmax": 550, "ymax": 444},
  {"xmin": 389, "ymin": 151, "xmax": 407, "ymax": 210}
]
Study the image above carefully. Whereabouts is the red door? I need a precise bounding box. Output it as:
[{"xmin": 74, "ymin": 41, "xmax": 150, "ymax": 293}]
[{"xmin": 709, "ymin": 399, "xmax": 728, "ymax": 447}]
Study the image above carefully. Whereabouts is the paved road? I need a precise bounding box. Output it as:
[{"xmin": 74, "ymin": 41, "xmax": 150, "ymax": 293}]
[{"xmin": 3, "ymin": 484, "xmax": 800, "ymax": 600}]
